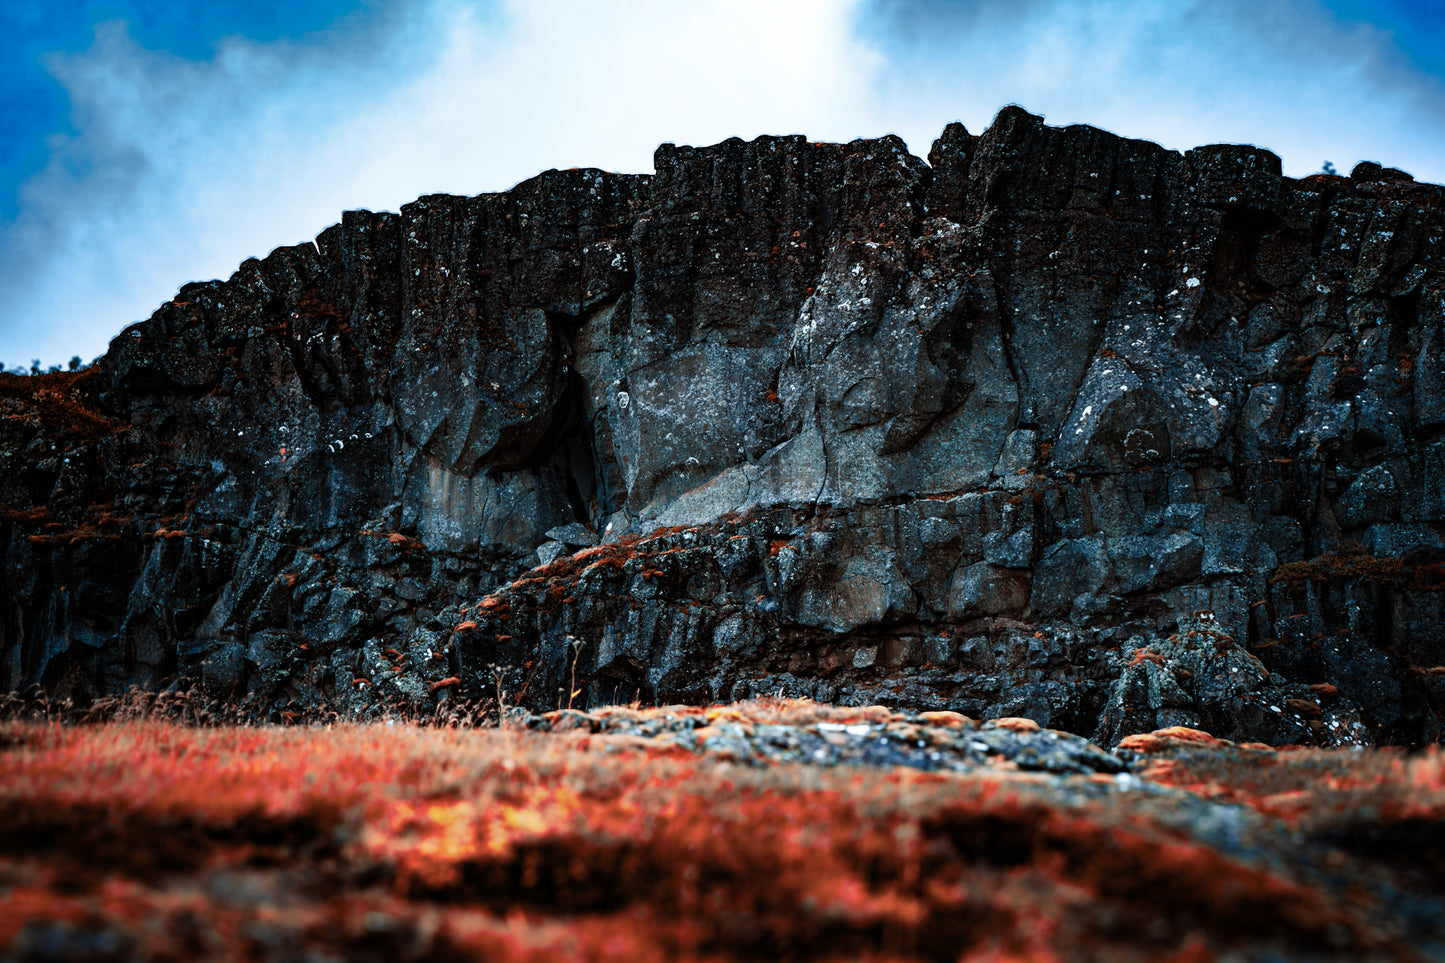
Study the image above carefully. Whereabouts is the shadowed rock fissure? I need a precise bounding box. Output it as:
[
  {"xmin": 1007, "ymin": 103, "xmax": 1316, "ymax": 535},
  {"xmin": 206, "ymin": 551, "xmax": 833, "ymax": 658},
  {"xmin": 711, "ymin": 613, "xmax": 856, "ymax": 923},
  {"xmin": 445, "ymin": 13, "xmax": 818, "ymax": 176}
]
[
  {"xmin": 541, "ymin": 310, "xmax": 600, "ymax": 529},
  {"xmin": 3, "ymin": 109, "xmax": 1445, "ymax": 747}
]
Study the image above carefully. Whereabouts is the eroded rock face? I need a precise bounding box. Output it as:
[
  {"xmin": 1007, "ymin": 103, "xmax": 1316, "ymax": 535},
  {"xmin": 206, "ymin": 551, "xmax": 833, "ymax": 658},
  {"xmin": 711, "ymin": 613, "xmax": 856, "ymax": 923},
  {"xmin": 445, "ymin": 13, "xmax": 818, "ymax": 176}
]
[{"xmin": 3, "ymin": 107, "xmax": 1444, "ymax": 745}]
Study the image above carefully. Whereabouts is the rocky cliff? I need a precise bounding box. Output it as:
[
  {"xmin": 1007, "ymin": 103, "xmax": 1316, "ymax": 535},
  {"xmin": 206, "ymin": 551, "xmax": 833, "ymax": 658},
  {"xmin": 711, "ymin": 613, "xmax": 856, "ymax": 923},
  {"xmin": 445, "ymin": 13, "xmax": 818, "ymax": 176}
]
[{"xmin": 4, "ymin": 106, "xmax": 1444, "ymax": 746}]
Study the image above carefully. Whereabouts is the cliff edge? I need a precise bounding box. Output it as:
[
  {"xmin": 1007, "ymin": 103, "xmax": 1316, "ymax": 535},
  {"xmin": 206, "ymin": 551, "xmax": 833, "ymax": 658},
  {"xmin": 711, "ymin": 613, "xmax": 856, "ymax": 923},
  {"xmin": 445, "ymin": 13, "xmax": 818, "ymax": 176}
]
[{"xmin": 4, "ymin": 106, "xmax": 1444, "ymax": 746}]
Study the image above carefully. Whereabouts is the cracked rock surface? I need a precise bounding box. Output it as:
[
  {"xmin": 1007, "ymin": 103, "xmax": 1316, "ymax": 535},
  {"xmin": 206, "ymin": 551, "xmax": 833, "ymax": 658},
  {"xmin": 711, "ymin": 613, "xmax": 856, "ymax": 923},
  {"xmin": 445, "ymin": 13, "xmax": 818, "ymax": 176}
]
[
  {"xmin": 523, "ymin": 703, "xmax": 1128, "ymax": 777},
  {"xmin": 3, "ymin": 106, "xmax": 1444, "ymax": 746}
]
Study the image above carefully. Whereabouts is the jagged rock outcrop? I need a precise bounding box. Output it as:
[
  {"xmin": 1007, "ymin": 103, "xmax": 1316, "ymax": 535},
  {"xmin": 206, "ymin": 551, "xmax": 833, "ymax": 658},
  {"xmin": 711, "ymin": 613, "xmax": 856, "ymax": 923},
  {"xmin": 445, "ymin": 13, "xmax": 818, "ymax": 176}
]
[{"xmin": 3, "ymin": 106, "xmax": 1444, "ymax": 746}]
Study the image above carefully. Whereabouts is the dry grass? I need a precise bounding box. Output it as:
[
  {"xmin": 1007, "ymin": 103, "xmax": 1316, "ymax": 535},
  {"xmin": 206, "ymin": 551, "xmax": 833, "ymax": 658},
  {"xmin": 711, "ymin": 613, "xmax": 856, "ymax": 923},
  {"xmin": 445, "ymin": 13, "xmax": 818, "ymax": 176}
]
[
  {"xmin": 1123, "ymin": 726, "xmax": 1445, "ymax": 833},
  {"xmin": 0, "ymin": 368, "xmax": 123, "ymax": 442},
  {"xmin": 1, "ymin": 705, "xmax": 1440, "ymax": 961}
]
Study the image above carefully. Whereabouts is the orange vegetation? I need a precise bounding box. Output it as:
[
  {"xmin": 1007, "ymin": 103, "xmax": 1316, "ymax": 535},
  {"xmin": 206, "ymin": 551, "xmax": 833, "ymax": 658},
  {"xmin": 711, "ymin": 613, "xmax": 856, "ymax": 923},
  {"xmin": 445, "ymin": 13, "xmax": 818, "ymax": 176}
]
[
  {"xmin": 1270, "ymin": 552, "xmax": 1408, "ymax": 585},
  {"xmin": 0, "ymin": 368, "xmax": 124, "ymax": 443},
  {"xmin": 1125, "ymin": 647, "xmax": 1166, "ymax": 667},
  {"xmin": 0, "ymin": 709, "xmax": 1440, "ymax": 961},
  {"xmin": 1122, "ymin": 724, "xmax": 1445, "ymax": 833}
]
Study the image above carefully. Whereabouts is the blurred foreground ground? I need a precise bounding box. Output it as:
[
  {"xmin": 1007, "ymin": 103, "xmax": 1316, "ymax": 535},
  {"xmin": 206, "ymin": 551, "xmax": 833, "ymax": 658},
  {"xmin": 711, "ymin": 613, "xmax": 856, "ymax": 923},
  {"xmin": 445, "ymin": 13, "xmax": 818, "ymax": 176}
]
[{"xmin": 3, "ymin": 699, "xmax": 1445, "ymax": 962}]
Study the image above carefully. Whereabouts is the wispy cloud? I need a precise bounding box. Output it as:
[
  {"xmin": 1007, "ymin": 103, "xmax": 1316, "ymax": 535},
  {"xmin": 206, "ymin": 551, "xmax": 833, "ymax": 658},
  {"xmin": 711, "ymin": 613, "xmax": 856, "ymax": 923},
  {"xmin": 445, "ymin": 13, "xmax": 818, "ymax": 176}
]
[
  {"xmin": 3, "ymin": 0, "xmax": 1443, "ymax": 368},
  {"xmin": 0, "ymin": 0, "xmax": 880, "ymax": 367},
  {"xmin": 866, "ymin": 0, "xmax": 1445, "ymax": 183}
]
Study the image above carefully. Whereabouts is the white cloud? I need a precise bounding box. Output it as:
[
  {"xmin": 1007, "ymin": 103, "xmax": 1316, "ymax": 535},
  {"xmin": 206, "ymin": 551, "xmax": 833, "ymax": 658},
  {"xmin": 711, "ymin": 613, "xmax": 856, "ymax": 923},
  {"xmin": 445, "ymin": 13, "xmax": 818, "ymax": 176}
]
[
  {"xmin": 0, "ymin": 0, "xmax": 880, "ymax": 367},
  {"xmin": 3, "ymin": 0, "xmax": 1444, "ymax": 368},
  {"xmin": 869, "ymin": 0, "xmax": 1445, "ymax": 184}
]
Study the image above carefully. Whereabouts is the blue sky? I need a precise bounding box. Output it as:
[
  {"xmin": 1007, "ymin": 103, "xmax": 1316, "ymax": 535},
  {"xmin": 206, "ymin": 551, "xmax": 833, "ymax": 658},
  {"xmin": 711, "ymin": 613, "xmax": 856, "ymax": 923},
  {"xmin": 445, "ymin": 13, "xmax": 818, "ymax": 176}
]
[{"xmin": 3, "ymin": 0, "xmax": 1445, "ymax": 369}]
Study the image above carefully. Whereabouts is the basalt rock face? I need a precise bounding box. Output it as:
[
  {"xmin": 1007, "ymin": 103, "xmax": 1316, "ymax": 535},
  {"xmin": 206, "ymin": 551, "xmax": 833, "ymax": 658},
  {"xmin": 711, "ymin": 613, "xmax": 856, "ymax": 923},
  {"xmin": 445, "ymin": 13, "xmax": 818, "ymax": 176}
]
[{"xmin": 4, "ymin": 106, "xmax": 1445, "ymax": 746}]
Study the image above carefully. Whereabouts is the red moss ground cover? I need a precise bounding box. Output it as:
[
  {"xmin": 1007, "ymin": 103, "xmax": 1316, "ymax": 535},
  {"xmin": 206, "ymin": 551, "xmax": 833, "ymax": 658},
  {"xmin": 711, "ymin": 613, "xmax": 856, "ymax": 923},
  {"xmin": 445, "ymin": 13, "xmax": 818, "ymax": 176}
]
[
  {"xmin": 2, "ymin": 707, "xmax": 1443, "ymax": 961},
  {"xmin": 0, "ymin": 368, "xmax": 122, "ymax": 444}
]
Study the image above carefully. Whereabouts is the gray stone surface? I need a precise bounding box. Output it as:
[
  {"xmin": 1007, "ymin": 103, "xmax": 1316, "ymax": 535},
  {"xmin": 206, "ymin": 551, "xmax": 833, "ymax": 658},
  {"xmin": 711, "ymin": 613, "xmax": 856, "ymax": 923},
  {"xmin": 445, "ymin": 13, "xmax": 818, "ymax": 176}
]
[{"xmin": 3, "ymin": 107, "xmax": 1444, "ymax": 745}]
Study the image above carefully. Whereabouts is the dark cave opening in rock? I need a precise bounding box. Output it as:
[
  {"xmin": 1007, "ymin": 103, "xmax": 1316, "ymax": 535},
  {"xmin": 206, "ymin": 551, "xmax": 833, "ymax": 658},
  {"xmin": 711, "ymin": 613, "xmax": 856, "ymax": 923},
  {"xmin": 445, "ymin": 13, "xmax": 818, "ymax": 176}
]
[{"xmin": 537, "ymin": 309, "xmax": 603, "ymax": 530}]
